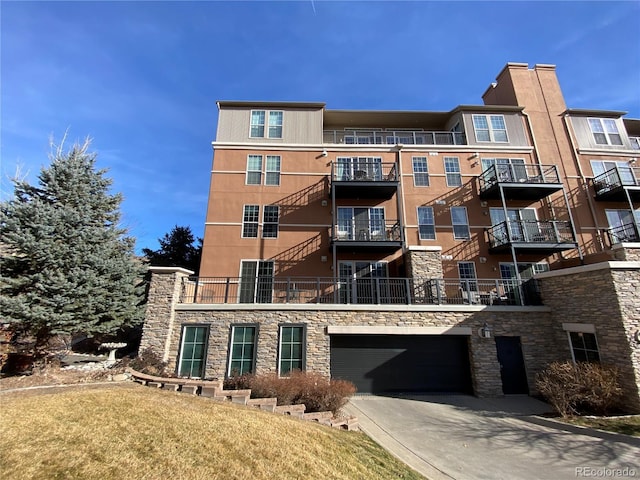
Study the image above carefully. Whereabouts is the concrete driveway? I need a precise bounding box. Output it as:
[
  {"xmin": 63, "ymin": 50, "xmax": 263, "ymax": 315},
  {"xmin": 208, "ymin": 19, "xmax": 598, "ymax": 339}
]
[{"xmin": 345, "ymin": 395, "xmax": 640, "ymax": 480}]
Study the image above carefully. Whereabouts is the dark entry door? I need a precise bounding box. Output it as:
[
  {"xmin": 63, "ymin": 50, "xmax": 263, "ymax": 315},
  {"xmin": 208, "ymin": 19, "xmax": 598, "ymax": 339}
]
[{"xmin": 495, "ymin": 336, "xmax": 529, "ymax": 394}]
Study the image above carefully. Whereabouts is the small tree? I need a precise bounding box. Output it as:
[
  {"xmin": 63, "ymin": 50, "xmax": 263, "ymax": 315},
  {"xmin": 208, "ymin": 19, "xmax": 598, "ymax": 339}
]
[
  {"xmin": 0, "ymin": 138, "xmax": 145, "ymax": 358},
  {"xmin": 142, "ymin": 225, "xmax": 202, "ymax": 274}
]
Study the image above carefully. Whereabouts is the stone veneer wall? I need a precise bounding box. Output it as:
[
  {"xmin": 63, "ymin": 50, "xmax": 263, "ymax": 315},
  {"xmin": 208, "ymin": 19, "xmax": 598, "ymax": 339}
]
[
  {"xmin": 538, "ymin": 263, "xmax": 640, "ymax": 412},
  {"xmin": 611, "ymin": 244, "xmax": 640, "ymax": 262},
  {"xmin": 404, "ymin": 248, "xmax": 444, "ymax": 279},
  {"xmin": 139, "ymin": 267, "xmax": 192, "ymax": 361},
  {"xmin": 162, "ymin": 307, "xmax": 555, "ymax": 398}
]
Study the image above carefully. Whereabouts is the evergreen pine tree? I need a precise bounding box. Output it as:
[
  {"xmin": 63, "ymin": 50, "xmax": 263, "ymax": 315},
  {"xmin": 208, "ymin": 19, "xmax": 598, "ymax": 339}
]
[
  {"xmin": 142, "ymin": 225, "xmax": 202, "ymax": 274},
  {"xmin": 0, "ymin": 139, "xmax": 144, "ymax": 356}
]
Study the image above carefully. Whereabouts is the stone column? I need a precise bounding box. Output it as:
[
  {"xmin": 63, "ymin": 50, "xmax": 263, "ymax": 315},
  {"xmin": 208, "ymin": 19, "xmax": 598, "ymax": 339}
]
[
  {"xmin": 139, "ymin": 267, "xmax": 194, "ymax": 362},
  {"xmin": 611, "ymin": 243, "xmax": 640, "ymax": 262},
  {"xmin": 404, "ymin": 246, "xmax": 444, "ymax": 278}
]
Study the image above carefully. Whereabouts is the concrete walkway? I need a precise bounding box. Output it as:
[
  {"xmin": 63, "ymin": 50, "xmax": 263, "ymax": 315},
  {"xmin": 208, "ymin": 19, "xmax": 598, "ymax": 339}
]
[{"xmin": 345, "ymin": 395, "xmax": 640, "ymax": 480}]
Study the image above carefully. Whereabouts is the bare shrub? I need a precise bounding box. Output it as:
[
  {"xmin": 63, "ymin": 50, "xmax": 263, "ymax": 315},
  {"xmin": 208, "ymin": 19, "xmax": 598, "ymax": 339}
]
[
  {"xmin": 536, "ymin": 361, "xmax": 623, "ymax": 417},
  {"xmin": 224, "ymin": 370, "xmax": 357, "ymax": 414},
  {"xmin": 124, "ymin": 348, "xmax": 169, "ymax": 377}
]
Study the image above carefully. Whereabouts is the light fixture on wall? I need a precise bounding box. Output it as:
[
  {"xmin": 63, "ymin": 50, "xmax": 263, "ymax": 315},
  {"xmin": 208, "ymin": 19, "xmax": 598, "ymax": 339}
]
[
  {"xmin": 321, "ymin": 200, "xmax": 328, "ymax": 207},
  {"xmin": 629, "ymin": 158, "xmax": 637, "ymax": 164},
  {"xmin": 478, "ymin": 322, "xmax": 492, "ymax": 339},
  {"xmin": 321, "ymin": 150, "xmax": 328, "ymax": 157},
  {"xmin": 479, "ymin": 257, "xmax": 487, "ymax": 263}
]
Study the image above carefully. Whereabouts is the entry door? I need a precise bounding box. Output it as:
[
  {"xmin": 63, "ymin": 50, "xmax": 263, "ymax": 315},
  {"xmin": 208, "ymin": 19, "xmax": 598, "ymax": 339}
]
[{"xmin": 495, "ymin": 336, "xmax": 529, "ymax": 394}]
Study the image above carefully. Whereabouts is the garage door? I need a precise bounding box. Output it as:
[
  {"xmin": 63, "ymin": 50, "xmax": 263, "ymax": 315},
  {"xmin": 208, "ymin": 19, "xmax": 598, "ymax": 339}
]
[{"xmin": 330, "ymin": 335, "xmax": 472, "ymax": 394}]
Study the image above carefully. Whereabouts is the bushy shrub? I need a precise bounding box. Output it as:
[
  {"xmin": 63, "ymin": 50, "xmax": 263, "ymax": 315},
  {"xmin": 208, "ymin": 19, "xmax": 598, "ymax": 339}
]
[
  {"xmin": 535, "ymin": 361, "xmax": 623, "ymax": 417},
  {"xmin": 125, "ymin": 348, "xmax": 169, "ymax": 377},
  {"xmin": 224, "ymin": 370, "xmax": 357, "ymax": 414}
]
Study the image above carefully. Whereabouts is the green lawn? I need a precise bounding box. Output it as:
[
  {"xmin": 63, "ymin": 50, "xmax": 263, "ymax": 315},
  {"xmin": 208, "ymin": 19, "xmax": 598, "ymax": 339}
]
[{"xmin": 0, "ymin": 383, "xmax": 425, "ymax": 480}]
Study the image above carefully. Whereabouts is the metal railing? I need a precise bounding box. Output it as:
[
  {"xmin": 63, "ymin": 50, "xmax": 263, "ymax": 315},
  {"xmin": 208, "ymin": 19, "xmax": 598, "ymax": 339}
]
[
  {"xmin": 332, "ymin": 221, "xmax": 401, "ymax": 242},
  {"xmin": 592, "ymin": 165, "xmax": 640, "ymax": 196},
  {"xmin": 323, "ymin": 130, "xmax": 466, "ymax": 146},
  {"xmin": 486, "ymin": 220, "xmax": 575, "ymax": 249},
  {"xmin": 603, "ymin": 222, "xmax": 640, "ymax": 246},
  {"xmin": 478, "ymin": 164, "xmax": 560, "ymax": 192},
  {"xmin": 331, "ymin": 161, "xmax": 397, "ymax": 182},
  {"xmin": 179, "ymin": 276, "xmax": 541, "ymax": 306}
]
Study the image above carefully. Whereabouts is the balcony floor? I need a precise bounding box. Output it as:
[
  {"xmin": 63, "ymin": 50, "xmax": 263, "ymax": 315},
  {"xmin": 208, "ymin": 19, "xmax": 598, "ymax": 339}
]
[
  {"xmin": 479, "ymin": 183, "xmax": 564, "ymax": 201},
  {"xmin": 488, "ymin": 241, "xmax": 578, "ymax": 255},
  {"xmin": 332, "ymin": 181, "xmax": 398, "ymax": 199}
]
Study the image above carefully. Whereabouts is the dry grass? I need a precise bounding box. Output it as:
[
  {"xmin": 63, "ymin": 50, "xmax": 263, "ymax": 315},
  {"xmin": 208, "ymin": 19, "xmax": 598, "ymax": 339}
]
[
  {"xmin": 564, "ymin": 415, "xmax": 640, "ymax": 437},
  {"xmin": 0, "ymin": 384, "xmax": 424, "ymax": 480}
]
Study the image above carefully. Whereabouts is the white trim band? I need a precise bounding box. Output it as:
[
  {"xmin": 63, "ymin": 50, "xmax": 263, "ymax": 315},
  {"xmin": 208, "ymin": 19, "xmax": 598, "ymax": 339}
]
[{"xmin": 326, "ymin": 325, "xmax": 472, "ymax": 335}]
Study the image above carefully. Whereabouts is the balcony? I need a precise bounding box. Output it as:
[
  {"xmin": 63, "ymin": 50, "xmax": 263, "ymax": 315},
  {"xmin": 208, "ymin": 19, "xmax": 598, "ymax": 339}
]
[
  {"xmin": 323, "ymin": 130, "xmax": 466, "ymax": 146},
  {"xmin": 331, "ymin": 161, "xmax": 398, "ymax": 199},
  {"xmin": 179, "ymin": 276, "xmax": 541, "ymax": 306},
  {"xmin": 331, "ymin": 221, "xmax": 402, "ymax": 253},
  {"xmin": 592, "ymin": 165, "xmax": 640, "ymax": 202},
  {"xmin": 479, "ymin": 164, "xmax": 563, "ymax": 200},
  {"xmin": 603, "ymin": 222, "xmax": 640, "ymax": 246},
  {"xmin": 486, "ymin": 220, "xmax": 577, "ymax": 254}
]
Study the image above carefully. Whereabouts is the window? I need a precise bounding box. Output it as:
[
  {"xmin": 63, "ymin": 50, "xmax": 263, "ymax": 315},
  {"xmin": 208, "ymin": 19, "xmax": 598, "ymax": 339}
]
[
  {"xmin": 412, "ymin": 157, "xmax": 429, "ymax": 186},
  {"xmin": 588, "ymin": 118, "xmax": 623, "ymax": 146},
  {"xmin": 481, "ymin": 158, "xmax": 527, "ymax": 182},
  {"xmin": 568, "ymin": 331, "xmax": 600, "ymax": 363},
  {"xmin": 228, "ymin": 325, "xmax": 258, "ymax": 376},
  {"xmin": 335, "ymin": 157, "xmax": 382, "ymax": 181},
  {"xmin": 473, "ymin": 114, "xmax": 508, "ymax": 142},
  {"xmin": 605, "ymin": 209, "xmax": 640, "ymax": 243},
  {"xmin": 250, "ymin": 110, "xmax": 265, "ymax": 138},
  {"xmin": 490, "ymin": 207, "xmax": 539, "ymax": 242},
  {"xmin": 250, "ymin": 110, "xmax": 283, "ymax": 139},
  {"xmin": 451, "ymin": 207, "xmax": 470, "ymax": 239},
  {"xmin": 178, "ymin": 325, "xmax": 208, "ymax": 378},
  {"xmin": 591, "ymin": 160, "xmax": 636, "ymax": 185},
  {"xmin": 336, "ymin": 207, "xmax": 385, "ymax": 241},
  {"xmin": 262, "ymin": 206, "xmax": 279, "ymax": 238},
  {"xmin": 239, "ymin": 260, "xmax": 274, "ymax": 303},
  {"xmin": 417, "ymin": 206, "xmax": 435, "ymax": 240},
  {"xmin": 265, "ymin": 155, "xmax": 281, "ymax": 185},
  {"xmin": 278, "ymin": 325, "xmax": 305, "ymax": 375},
  {"xmin": 268, "ymin": 111, "xmax": 283, "ymax": 138},
  {"xmin": 246, "ymin": 155, "xmax": 262, "ymax": 185},
  {"xmin": 444, "ymin": 157, "xmax": 462, "ymax": 187},
  {"xmin": 458, "ymin": 262, "xmax": 478, "ymax": 292},
  {"xmin": 242, "ymin": 205, "xmax": 259, "ymax": 238},
  {"xmin": 499, "ymin": 262, "xmax": 549, "ymax": 280}
]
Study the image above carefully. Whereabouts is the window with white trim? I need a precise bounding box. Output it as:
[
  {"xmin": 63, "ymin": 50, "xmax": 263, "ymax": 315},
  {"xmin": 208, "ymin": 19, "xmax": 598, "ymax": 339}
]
[
  {"xmin": 278, "ymin": 325, "xmax": 305, "ymax": 375},
  {"xmin": 242, "ymin": 205, "xmax": 259, "ymax": 238},
  {"xmin": 228, "ymin": 325, "xmax": 258, "ymax": 376},
  {"xmin": 417, "ymin": 206, "xmax": 435, "ymax": 240},
  {"xmin": 262, "ymin": 206, "xmax": 279, "ymax": 238},
  {"xmin": 265, "ymin": 155, "xmax": 281, "ymax": 185},
  {"xmin": 444, "ymin": 157, "xmax": 462, "ymax": 187},
  {"xmin": 239, "ymin": 261, "xmax": 274, "ymax": 303},
  {"xmin": 473, "ymin": 114, "xmax": 508, "ymax": 142},
  {"xmin": 412, "ymin": 157, "xmax": 429, "ymax": 186},
  {"xmin": 458, "ymin": 262, "xmax": 478, "ymax": 291},
  {"xmin": 246, "ymin": 155, "xmax": 262, "ymax": 185},
  {"xmin": 250, "ymin": 110, "xmax": 283, "ymax": 139},
  {"xmin": 588, "ymin": 118, "xmax": 623, "ymax": 146},
  {"xmin": 451, "ymin": 207, "xmax": 470, "ymax": 239},
  {"xmin": 568, "ymin": 331, "xmax": 600, "ymax": 363},
  {"xmin": 499, "ymin": 262, "xmax": 550, "ymax": 280}
]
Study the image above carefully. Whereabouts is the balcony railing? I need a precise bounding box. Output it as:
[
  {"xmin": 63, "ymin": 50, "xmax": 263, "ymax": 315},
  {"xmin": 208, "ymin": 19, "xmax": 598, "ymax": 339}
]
[
  {"xmin": 603, "ymin": 222, "xmax": 640, "ymax": 246},
  {"xmin": 323, "ymin": 130, "xmax": 466, "ymax": 146},
  {"xmin": 486, "ymin": 220, "xmax": 576, "ymax": 249},
  {"xmin": 592, "ymin": 165, "xmax": 640, "ymax": 197},
  {"xmin": 179, "ymin": 276, "xmax": 541, "ymax": 306},
  {"xmin": 331, "ymin": 161, "xmax": 397, "ymax": 182},
  {"xmin": 332, "ymin": 221, "xmax": 401, "ymax": 242},
  {"xmin": 479, "ymin": 164, "xmax": 561, "ymax": 192}
]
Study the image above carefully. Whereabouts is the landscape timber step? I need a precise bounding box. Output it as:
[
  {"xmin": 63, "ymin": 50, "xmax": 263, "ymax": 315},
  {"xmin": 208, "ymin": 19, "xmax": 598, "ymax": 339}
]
[
  {"xmin": 247, "ymin": 398, "xmax": 278, "ymax": 412},
  {"xmin": 303, "ymin": 411, "xmax": 333, "ymax": 422},
  {"xmin": 330, "ymin": 417, "xmax": 359, "ymax": 431}
]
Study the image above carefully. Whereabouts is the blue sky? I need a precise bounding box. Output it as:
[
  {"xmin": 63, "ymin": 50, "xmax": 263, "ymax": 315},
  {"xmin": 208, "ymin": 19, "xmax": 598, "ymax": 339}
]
[{"xmin": 2, "ymin": 0, "xmax": 639, "ymax": 253}]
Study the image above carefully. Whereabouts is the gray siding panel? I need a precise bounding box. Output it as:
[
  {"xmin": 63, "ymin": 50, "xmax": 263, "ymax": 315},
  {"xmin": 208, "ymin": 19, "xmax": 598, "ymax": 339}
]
[
  {"xmin": 570, "ymin": 116, "xmax": 632, "ymax": 150},
  {"xmin": 217, "ymin": 107, "xmax": 323, "ymax": 144},
  {"xmin": 464, "ymin": 112, "xmax": 529, "ymax": 147}
]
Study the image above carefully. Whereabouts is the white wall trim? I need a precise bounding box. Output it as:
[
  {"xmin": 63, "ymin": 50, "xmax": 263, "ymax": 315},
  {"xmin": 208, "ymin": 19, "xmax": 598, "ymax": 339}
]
[
  {"xmin": 327, "ymin": 325, "xmax": 473, "ymax": 335},
  {"xmin": 534, "ymin": 261, "xmax": 640, "ymax": 279},
  {"xmin": 562, "ymin": 323, "xmax": 596, "ymax": 333},
  {"xmin": 149, "ymin": 266, "xmax": 194, "ymax": 275},
  {"xmin": 612, "ymin": 243, "xmax": 640, "ymax": 250},
  {"xmin": 406, "ymin": 245, "xmax": 443, "ymax": 252}
]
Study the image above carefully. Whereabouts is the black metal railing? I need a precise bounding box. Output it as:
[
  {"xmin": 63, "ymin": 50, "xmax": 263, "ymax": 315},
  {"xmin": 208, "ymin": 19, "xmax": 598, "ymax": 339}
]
[
  {"xmin": 179, "ymin": 276, "xmax": 541, "ymax": 306},
  {"xmin": 486, "ymin": 220, "xmax": 575, "ymax": 249},
  {"xmin": 323, "ymin": 130, "xmax": 466, "ymax": 146},
  {"xmin": 603, "ymin": 222, "xmax": 640, "ymax": 246},
  {"xmin": 331, "ymin": 161, "xmax": 397, "ymax": 182},
  {"xmin": 592, "ymin": 165, "xmax": 640, "ymax": 196},
  {"xmin": 332, "ymin": 221, "xmax": 401, "ymax": 242},
  {"xmin": 478, "ymin": 164, "xmax": 560, "ymax": 192}
]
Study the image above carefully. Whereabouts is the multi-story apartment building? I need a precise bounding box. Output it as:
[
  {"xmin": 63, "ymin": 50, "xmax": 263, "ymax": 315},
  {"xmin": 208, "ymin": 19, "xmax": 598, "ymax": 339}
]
[{"xmin": 141, "ymin": 63, "xmax": 640, "ymax": 410}]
